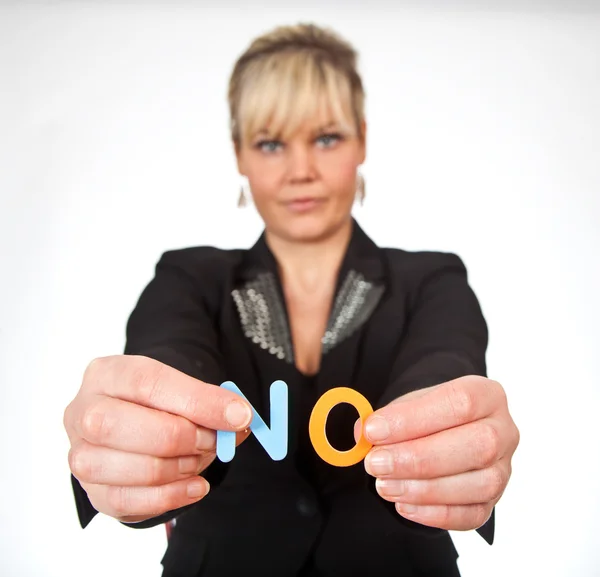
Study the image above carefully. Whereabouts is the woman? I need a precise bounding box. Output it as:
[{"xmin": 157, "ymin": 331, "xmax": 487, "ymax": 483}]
[{"xmin": 64, "ymin": 23, "xmax": 519, "ymax": 577}]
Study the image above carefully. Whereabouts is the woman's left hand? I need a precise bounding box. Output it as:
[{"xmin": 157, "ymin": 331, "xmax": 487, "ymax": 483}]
[{"xmin": 362, "ymin": 375, "xmax": 519, "ymax": 531}]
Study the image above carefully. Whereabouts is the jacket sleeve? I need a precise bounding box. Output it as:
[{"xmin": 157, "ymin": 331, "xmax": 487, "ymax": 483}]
[
  {"xmin": 372, "ymin": 251, "xmax": 495, "ymax": 545},
  {"xmin": 71, "ymin": 248, "xmax": 230, "ymax": 529}
]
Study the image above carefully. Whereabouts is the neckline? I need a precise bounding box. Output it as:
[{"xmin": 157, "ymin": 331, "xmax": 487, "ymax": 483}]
[{"xmin": 239, "ymin": 217, "xmax": 386, "ymax": 284}]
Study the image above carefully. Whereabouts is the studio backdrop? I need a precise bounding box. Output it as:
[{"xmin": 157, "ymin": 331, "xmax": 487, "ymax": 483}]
[{"xmin": 1, "ymin": 1, "xmax": 599, "ymax": 576}]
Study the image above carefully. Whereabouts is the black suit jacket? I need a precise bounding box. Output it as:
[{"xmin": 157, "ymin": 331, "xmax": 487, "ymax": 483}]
[{"xmin": 71, "ymin": 218, "xmax": 494, "ymax": 577}]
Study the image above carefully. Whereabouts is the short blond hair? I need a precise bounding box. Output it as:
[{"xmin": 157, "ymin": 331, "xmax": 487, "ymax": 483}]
[{"xmin": 228, "ymin": 23, "xmax": 365, "ymax": 148}]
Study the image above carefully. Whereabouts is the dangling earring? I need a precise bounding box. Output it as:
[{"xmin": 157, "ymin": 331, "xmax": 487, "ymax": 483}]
[
  {"xmin": 238, "ymin": 177, "xmax": 250, "ymax": 208},
  {"xmin": 356, "ymin": 171, "xmax": 366, "ymax": 205},
  {"xmin": 237, "ymin": 186, "xmax": 247, "ymax": 208}
]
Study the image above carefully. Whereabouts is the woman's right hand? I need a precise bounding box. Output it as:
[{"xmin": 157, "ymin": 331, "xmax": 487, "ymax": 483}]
[{"xmin": 63, "ymin": 354, "xmax": 253, "ymax": 523}]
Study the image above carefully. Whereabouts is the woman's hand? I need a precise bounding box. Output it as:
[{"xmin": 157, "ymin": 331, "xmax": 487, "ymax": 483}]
[
  {"xmin": 362, "ymin": 375, "xmax": 519, "ymax": 531},
  {"xmin": 63, "ymin": 355, "xmax": 252, "ymax": 523}
]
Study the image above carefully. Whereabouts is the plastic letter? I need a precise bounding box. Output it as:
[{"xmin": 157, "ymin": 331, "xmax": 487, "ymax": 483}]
[
  {"xmin": 309, "ymin": 387, "xmax": 374, "ymax": 467},
  {"xmin": 216, "ymin": 380, "xmax": 288, "ymax": 462}
]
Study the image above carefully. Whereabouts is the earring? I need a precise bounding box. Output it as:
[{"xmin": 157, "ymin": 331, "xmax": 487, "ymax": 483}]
[
  {"xmin": 238, "ymin": 178, "xmax": 250, "ymax": 208},
  {"xmin": 237, "ymin": 186, "xmax": 247, "ymax": 208},
  {"xmin": 356, "ymin": 171, "xmax": 366, "ymax": 205}
]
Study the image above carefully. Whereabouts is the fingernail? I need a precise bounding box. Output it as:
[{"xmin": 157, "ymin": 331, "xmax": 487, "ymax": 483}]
[
  {"xmin": 225, "ymin": 401, "xmax": 252, "ymax": 429},
  {"xmin": 179, "ymin": 455, "xmax": 202, "ymax": 475},
  {"xmin": 376, "ymin": 478, "xmax": 406, "ymax": 496},
  {"xmin": 365, "ymin": 449, "xmax": 393, "ymax": 476},
  {"xmin": 187, "ymin": 478, "xmax": 209, "ymax": 499},
  {"xmin": 397, "ymin": 503, "xmax": 418, "ymax": 515},
  {"xmin": 353, "ymin": 418, "xmax": 364, "ymax": 443},
  {"xmin": 196, "ymin": 427, "xmax": 215, "ymax": 451},
  {"xmin": 365, "ymin": 416, "xmax": 390, "ymax": 442}
]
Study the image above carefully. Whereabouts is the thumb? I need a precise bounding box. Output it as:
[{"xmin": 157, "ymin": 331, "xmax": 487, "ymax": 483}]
[
  {"xmin": 352, "ymin": 387, "xmax": 438, "ymax": 445},
  {"xmin": 353, "ymin": 418, "xmax": 365, "ymax": 444}
]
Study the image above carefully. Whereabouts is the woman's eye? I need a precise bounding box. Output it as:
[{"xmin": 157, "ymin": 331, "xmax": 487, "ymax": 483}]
[
  {"xmin": 254, "ymin": 133, "xmax": 342, "ymax": 153},
  {"xmin": 316, "ymin": 133, "xmax": 342, "ymax": 148},
  {"xmin": 256, "ymin": 140, "xmax": 282, "ymax": 153}
]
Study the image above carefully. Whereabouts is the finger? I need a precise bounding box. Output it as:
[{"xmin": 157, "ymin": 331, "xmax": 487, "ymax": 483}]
[
  {"xmin": 364, "ymin": 375, "xmax": 505, "ymax": 444},
  {"xmin": 73, "ymin": 396, "xmax": 217, "ymax": 457},
  {"xmin": 353, "ymin": 389, "xmax": 433, "ymax": 442},
  {"xmin": 364, "ymin": 417, "xmax": 507, "ymax": 479},
  {"xmin": 84, "ymin": 355, "xmax": 253, "ymax": 431},
  {"xmin": 354, "ymin": 419, "xmax": 361, "ymax": 443},
  {"xmin": 69, "ymin": 439, "xmax": 217, "ymax": 486},
  {"xmin": 352, "ymin": 388, "xmax": 433, "ymax": 444},
  {"xmin": 394, "ymin": 502, "xmax": 494, "ymax": 531},
  {"xmin": 375, "ymin": 458, "xmax": 511, "ymax": 506},
  {"xmin": 81, "ymin": 476, "xmax": 211, "ymax": 521}
]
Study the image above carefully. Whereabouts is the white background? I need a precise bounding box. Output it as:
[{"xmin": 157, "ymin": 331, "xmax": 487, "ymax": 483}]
[{"xmin": 1, "ymin": 1, "xmax": 599, "ymax": 576}]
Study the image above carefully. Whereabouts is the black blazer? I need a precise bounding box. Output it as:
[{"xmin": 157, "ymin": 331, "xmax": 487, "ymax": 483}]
[{"xmin": 71, "ymin": 218, "xmax": 494, "ymax": 577}]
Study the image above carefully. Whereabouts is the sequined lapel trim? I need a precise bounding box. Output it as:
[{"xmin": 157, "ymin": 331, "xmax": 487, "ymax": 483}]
[
  {"xmin": 321, "ymin": 270, "xmax": 385, "ymax": 354},
  {"xmin": 232, "ymin": 269, "xmax": 384, "ymax": 362},
  {"xmin": 231, "ymin": 272, "xmax": 294, "ymax": 363}
]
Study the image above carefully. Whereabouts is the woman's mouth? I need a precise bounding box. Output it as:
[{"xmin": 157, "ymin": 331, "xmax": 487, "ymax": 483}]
[{"xmin": 285, "ymin": 197, "xmax": 325, "ymax": 213}]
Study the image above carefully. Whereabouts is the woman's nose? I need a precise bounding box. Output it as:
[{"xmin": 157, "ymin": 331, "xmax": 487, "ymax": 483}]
[{"xmin": 287, "ymin": 144, "xmax": 315, "ymax": 181}]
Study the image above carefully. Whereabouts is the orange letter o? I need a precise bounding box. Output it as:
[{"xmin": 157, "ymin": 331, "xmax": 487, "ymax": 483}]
[{"xmin": 308, "ymin": 387, "xmax": 374, "ymax": 467}]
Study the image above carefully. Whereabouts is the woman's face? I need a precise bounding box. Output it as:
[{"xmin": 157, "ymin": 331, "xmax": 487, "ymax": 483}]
[{"xmin": 235, "ymin": 110, "xmax": 366, "ymax": 243}]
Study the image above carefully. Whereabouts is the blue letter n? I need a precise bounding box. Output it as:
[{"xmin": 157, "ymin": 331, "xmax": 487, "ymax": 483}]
[{"xmin": 216, "ymin": 380, "xmax": 288, "ymax": 462}]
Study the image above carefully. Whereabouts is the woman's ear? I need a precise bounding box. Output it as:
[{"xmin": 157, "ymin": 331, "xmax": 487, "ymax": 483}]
[{"xmin": 359, "ymin": 119, "xmax": 367, "ymax": 164}]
